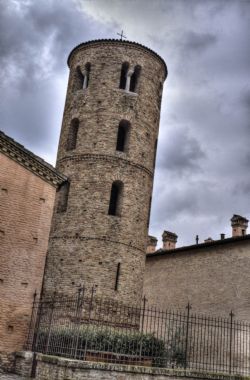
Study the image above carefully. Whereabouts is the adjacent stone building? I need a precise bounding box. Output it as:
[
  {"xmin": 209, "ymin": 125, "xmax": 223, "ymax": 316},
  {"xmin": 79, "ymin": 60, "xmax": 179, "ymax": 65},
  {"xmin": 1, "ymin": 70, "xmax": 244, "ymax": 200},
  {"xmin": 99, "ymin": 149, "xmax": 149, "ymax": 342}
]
[
  {"xmin": 144, "ymin": 215, "xmax": 250, "ymax": 320},
  {"xmin": 0, "ymin": 131, "xmax": 65, "ymax": 369},
  {"xmin": 42, "ymin": 39, "xmax": 167, "ymax": 306}
]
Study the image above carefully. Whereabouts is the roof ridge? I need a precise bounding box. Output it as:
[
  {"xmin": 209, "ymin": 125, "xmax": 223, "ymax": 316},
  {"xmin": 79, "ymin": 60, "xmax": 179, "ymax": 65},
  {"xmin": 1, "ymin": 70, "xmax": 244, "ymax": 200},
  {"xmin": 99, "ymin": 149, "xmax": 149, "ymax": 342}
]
[{"xmin": 0, "ymin": 130, "xmax": 66, "ymax": 187}]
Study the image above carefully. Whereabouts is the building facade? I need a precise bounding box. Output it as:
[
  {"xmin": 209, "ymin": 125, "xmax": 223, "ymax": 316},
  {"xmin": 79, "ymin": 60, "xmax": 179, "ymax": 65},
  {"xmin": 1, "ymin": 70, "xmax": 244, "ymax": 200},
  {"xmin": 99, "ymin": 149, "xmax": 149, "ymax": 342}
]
[
  {"xmin": 0, "ymin": 131, "xmax": 65, "ymax": 369},
  {"xmin": 42, "ymin": 39, "xmax": 167, "ymax": 305},
  {"xmin": 144, "ymin": 216, "xmax": 250, "ymax": 320}
]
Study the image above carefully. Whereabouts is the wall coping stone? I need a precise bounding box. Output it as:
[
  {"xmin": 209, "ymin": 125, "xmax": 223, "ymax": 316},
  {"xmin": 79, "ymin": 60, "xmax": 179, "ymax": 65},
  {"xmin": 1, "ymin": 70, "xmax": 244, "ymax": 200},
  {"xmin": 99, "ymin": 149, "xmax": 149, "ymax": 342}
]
[
  {"xmin": 15, "ymin": 352, "xmax": 33, "ymax": 360},
  {"xmin": 33, "ymin": 352, "xmax": 250, "ymax": 380},
  {"xmin": 0, "ymin": 130, "xmax": 66, "ymax": 187}
]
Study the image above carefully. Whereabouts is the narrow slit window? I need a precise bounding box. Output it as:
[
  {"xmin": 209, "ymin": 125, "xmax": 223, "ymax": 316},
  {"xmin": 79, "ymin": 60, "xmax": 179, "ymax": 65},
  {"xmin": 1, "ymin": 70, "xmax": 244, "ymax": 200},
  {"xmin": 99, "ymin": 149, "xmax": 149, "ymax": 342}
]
[
  {"xmin": 116, "ymin": 120, "xmax": 130, "ymax": 152},
  {"xmin": 119, "ymin": 62, "xmax": 129, "ymax": 89},
  {"xmin": 147, "ymin": 196, "xmax": 152, "ymax": 228},
  {"xmin": 57, "ymin": 181, "xmax": 70, "ymax": 213},
  {"xmin": 115, "ymin": 263, "xmax": 121, "ymax": 291},
  {"xmin": 130, "ymin": 65, "xmax": 141, "ymax": 93},
  {"xmin": 153, "ymin": 139, "xmax": 158, "ymax": 169},
  {"xmin": 108, "ymin": 181, "xmax": 123, "ymax": 216},
  {"xmin": 66, "ymin": 119, "xmax": 79, "ymax": 151}
]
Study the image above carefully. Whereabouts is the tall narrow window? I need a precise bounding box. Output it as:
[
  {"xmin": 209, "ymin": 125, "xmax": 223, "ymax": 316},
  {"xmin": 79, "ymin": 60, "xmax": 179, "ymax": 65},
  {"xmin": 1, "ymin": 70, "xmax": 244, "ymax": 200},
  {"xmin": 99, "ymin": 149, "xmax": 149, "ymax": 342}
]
[
  {"xmin": 66, "ymin": 119, "xmax": 79, "ymax": 151},
  {"xmin": 57, "ymin": 181, "xmax": 70, "ymax": 213},
  {"xmin": 114, "ymin": 263, "xmax": 121, "ymax": 291},
  {"xmin": 84, "ymin": 62, "xmax": 91, "ymax": 89},
  {"xmin": 116, "ymin": 120, "xmax": 130, "ymax": 152},
  {"xmin": 75, "ymin": 66, "xmax": 84, "ymax": 90},
  {"xmin": 119, "ymin": 62, "xmax": 129, "ymax": 89},
  {"xmin": 130, "ymin": 65, "xmax": 141, "ymax": 92},
  {"xmin": 108, "ymin": 181, "xmax": 123, "ymax": 216}
]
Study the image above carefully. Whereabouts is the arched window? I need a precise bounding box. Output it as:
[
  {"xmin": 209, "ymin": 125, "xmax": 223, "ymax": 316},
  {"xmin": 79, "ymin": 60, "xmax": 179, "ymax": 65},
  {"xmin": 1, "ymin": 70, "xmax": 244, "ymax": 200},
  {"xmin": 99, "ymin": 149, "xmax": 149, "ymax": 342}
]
[
  {"xmin": 75, "ymin": 66, "xmax": 84, "ymax": 90},
  {"xmin": 57, "ymin": 181, "xmax": 70, "ymax": 213},
  {"xmin": 66, "ymin": 119, "xmax": 79, "ymax": 151},
  {"xmin": 119, "ymin": 62, "xmax": 129, "ymax": 89},
  {"xmin": 74, "ymin": 63, "xmax": 91, "ymax": 90},
  {"xmin": 84, "ymin": 62, "xmax": 91, "ymax": 89},
  {"xmin": 130, "ymin": 65, "xmax": 141, "ymax": 92},
  {"xmin": 116, "ymin": 120, "xmax": 130, "ymax": 152},
  {"xmin": 108, "ymin": 181, "xmax": 123, "ymax": 216}
]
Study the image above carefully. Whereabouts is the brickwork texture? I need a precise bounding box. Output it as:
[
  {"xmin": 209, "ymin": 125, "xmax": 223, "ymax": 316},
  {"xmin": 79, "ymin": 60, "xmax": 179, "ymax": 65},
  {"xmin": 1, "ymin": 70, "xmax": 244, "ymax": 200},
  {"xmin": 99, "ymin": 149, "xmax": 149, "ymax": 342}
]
[
  {"xmin": 42, "ymin": 40, "xmax": 167, "ymax": 305},
  {"xmin": 0, "ymin": 154, "xmax": 55, "ymax": 370}
]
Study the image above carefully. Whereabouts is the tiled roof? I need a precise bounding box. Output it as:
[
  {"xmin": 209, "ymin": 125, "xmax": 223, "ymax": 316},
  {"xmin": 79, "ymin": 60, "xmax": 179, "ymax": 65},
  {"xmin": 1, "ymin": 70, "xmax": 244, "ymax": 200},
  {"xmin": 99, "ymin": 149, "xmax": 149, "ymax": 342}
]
[
  {"xmin": 67, "ymin": 39, "xmax": 168, "ymax": 78},
  {"xmin": 147, "ymin": 234, "xmax": 250, "ymax": 258}
]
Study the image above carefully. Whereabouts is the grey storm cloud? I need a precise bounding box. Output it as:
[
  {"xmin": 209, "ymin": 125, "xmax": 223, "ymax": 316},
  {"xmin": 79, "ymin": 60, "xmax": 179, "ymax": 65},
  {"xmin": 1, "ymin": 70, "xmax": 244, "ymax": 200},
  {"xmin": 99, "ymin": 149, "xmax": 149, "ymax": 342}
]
[
  {"xmin": 157, "ymin": 127, "xmax": 206, "ymax": 175},
  {"xmin": 0, "ymin": 0, "xmax": 112, "ymax": 159},
  {"xmin": 1, "ymin": 0, "xmax": 250, "ymax": 246},
  {"xmin": 182, "ymin": 31, "xmax": 217, "ymax": 52}
]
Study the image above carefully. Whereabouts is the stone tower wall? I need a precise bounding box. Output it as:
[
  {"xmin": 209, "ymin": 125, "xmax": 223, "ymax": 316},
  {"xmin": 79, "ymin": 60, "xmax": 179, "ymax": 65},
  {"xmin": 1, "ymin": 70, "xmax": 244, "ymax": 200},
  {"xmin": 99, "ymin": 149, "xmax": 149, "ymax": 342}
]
[{"xmin": 42, "ymin": 40, "xmax": 167, "ymax": 305}]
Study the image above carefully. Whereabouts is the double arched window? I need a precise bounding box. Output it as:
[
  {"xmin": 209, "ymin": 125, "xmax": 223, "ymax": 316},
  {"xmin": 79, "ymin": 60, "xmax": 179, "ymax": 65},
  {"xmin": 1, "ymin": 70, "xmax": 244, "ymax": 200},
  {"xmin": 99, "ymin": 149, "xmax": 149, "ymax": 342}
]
[
  {"xmin": 119, "ymin": 62, "xmax": 129, "ymax": 90},
  {"xmin": 66, "ymin": 119, "xmax": 79, "ymax": 151},
  {"xmin": 108, "ymin": 181, "xmax": 123, "ymax": 216},
  {"xmin": 75, "ymin": 63, "xmax": 91, "ymax": 90},
  {"xmin": 129, "ymin": 65, "xmax": 141, "ymax": 92},
  {"xmin": 116, "ymin": 120, "xmax": 130, "ymax": 152},
  {"xmin": 119, "ymin": 63, "xmax": 141, "ymax": 93}
]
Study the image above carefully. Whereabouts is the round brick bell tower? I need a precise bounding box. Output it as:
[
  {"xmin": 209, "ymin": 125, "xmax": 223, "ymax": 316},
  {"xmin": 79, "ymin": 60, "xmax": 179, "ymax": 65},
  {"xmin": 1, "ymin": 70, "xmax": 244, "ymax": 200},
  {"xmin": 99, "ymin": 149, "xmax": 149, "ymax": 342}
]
[{"xmin": 42, "ymin": 39, "xmax": 167, "ymax": 305}]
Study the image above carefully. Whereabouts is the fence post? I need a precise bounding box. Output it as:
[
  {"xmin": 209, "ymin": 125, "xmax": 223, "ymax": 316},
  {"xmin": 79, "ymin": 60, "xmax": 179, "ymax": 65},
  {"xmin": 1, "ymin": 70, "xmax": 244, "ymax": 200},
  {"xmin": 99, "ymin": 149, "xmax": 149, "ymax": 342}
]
[
  {"xmin": 139, "ymin": 296, "xmax": 147, "ymax": 359},
  {"xmin": 84, "ymin": 285, "xmax": 96, "ymax": 360},
  {"xmin": 88, "ymin": 285, "xmax": 95, "ymax": 322},
  {"xmin": 45, "ymin": 291, "xmax": 56, "ymax": 354},
  {"xmin": 25, "ymin": 290, "xmax": 37, "ymax": 350},
  {"xmin": 229, "ymin": 310, "xmax": 234, "ymax": 374},
  {"xmin": 30, "ymin": 294, "xmax": 44, "ymax": 378},
  {"xmin": 74, "ymin": 285, "xmax": 85, "ymax": 359},
  {"xmin": 184, "ymin": 303, "xmax": 191, "ymax": 370}
]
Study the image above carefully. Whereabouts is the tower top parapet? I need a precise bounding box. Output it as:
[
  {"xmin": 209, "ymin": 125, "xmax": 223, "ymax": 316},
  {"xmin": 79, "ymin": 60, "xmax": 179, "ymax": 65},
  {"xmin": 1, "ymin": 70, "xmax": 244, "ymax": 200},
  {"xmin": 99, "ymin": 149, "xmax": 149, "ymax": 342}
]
[{"xmin": 67, "ymin": 39, "xmax": 168, "ymax": 78}]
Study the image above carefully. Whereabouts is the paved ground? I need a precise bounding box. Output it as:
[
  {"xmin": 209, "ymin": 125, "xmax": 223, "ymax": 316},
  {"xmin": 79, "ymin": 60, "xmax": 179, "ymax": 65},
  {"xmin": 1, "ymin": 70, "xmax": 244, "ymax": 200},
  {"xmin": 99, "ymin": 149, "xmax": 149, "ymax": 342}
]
[{"xmin": 0, "ymin": 374, "xmax": 28, "ymax": 380}]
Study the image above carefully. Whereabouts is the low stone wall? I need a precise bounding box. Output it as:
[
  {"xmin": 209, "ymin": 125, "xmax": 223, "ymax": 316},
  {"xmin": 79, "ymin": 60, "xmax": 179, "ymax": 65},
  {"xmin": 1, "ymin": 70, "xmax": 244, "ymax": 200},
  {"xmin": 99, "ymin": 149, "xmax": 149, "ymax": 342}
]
[
  {"xmin": 15, "ymin": 352, "xmax": 33, "ymax": 378},
  {"xmin": 14, "ymin": 351, "xmax": 249, "ymax": 380}
]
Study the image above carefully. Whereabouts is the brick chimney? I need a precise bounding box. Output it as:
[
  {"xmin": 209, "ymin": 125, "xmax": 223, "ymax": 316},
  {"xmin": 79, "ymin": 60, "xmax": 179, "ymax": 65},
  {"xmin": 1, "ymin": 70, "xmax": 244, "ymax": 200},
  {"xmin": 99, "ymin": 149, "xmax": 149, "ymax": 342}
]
[
  {"xmin": 162, "ymin": 231, "xmax": 178, "ymax": 250},
  {"xmin": 204, "ymin": 237, "xmax": 213, "ymax": 243},
  {"xmin": 146, "ymin": 236, "xmax": 158, "ymax": 254},
  {"xmin": 231, "ymin": 215, "xmax": 248, "ymax": 237}
]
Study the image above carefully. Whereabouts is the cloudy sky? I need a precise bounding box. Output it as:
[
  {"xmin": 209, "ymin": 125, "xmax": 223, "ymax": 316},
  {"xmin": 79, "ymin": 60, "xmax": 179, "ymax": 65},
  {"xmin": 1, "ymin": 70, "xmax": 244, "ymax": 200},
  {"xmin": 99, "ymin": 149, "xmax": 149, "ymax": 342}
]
[{"xmin": 1, "ymin": 0, "xmax": 250, "ymax": 247}]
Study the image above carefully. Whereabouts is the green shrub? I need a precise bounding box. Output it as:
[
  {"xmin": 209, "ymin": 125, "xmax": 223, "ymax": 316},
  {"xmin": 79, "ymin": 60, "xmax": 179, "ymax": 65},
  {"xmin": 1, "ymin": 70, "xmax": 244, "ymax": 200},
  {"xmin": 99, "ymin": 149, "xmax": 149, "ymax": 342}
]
[{"xmin": 37, "ymin": 325, "xmax": 165, "ymax": 359}]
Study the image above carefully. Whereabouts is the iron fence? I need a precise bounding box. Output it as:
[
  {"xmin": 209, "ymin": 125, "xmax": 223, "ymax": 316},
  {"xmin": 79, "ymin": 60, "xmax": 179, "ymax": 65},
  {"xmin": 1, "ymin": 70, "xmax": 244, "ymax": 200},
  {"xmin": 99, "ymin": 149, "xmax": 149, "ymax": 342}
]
[{"xmin": 25, "ymin": 287, "xmax": 250, "ymax": 376}]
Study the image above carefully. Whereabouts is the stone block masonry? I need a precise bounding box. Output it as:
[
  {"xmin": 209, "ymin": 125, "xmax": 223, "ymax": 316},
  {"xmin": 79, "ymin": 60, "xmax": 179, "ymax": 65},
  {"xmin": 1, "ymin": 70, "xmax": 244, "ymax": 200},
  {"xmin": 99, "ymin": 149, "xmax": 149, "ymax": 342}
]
[{"xmin": 42, "ymin": 39, "xmax": 167, "ymax": 306}]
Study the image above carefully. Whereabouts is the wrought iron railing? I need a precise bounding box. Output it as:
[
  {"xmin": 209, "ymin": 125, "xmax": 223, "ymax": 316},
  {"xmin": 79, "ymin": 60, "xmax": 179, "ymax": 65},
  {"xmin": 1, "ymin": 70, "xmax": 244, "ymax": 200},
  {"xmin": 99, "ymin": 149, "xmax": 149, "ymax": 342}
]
[{"xmin": 25, "ymin": 287, "xmax": 250, "ymax": 375}]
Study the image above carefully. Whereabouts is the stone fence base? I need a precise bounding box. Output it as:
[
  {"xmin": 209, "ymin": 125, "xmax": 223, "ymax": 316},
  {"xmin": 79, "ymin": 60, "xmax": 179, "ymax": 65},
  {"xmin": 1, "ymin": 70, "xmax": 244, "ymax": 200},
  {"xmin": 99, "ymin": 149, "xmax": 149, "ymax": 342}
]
[{"xmin": 14, "ymin": 351, "xmax": 249, "ymax": 380}]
